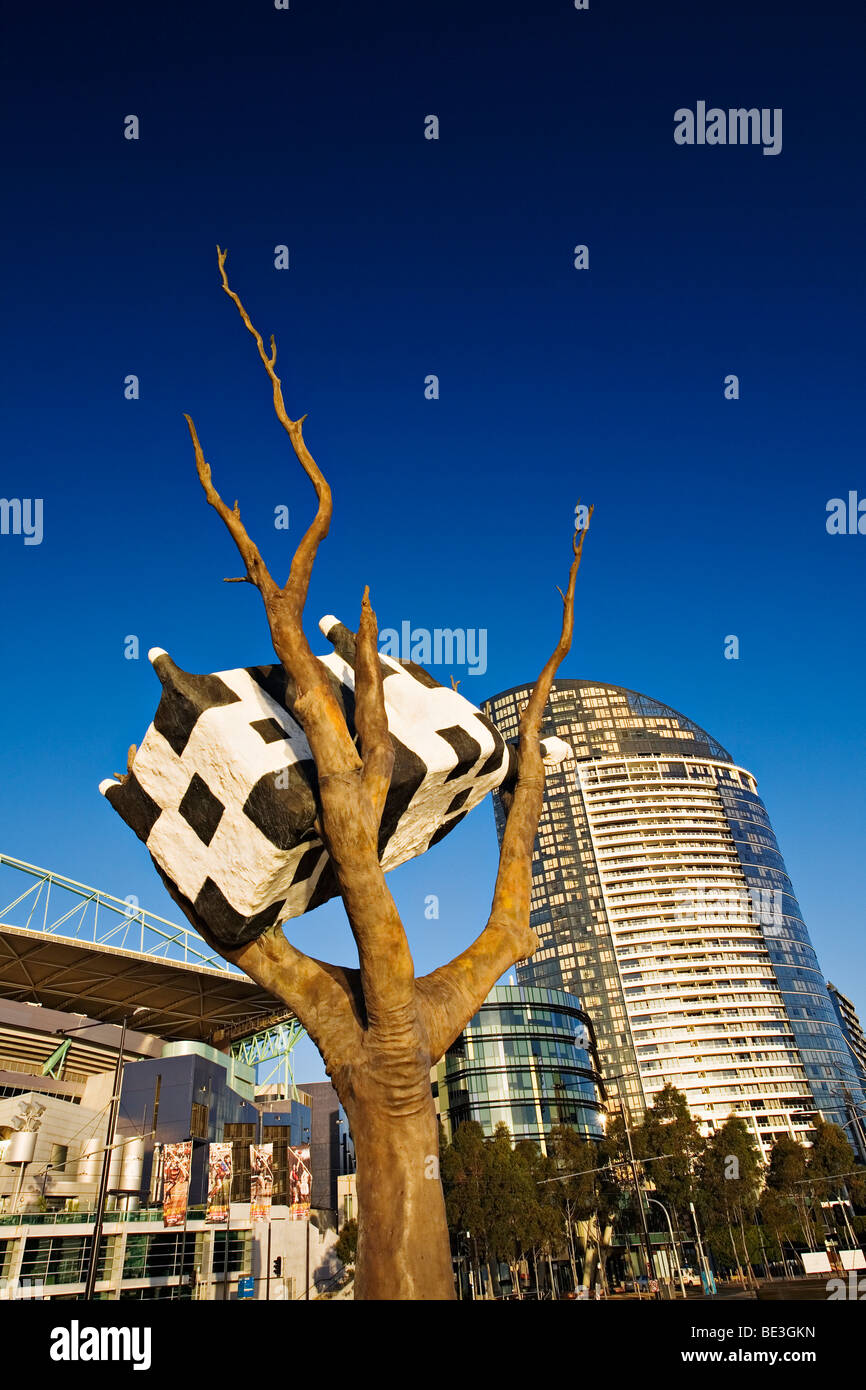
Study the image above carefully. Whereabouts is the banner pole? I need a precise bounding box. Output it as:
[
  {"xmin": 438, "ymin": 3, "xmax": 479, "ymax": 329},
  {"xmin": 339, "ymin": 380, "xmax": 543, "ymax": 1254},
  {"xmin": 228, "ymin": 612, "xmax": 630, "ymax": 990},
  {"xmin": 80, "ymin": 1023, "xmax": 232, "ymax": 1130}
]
[
  {"xmin": 223, "ymin": 1201, "xmax": 230, "ymax": 1301},
  {"xmin": 179, "ymin": 1136, "xmax": 191, "ymax": 1299}
]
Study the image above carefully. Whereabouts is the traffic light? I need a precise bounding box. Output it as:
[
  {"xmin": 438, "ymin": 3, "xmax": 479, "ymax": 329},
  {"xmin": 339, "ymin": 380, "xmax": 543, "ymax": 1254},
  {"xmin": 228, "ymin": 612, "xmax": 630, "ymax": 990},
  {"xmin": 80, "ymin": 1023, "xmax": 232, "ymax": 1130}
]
[{"xmin": 272, "ymin": 1257, "xmax": 282, "ymax": 1277}]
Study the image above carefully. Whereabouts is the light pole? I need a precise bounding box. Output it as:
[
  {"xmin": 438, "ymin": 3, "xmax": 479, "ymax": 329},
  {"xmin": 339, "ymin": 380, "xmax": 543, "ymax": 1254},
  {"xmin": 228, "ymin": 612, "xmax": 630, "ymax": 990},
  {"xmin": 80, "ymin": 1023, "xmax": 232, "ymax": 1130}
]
[
  {"xmin": 646, "ymin": 1196, "xmax": 686, "ymax": 1298},
  {"xmin": 689, "ymin": 1199, "xmax": 714, "ymax": 1293},
  {"xmin": 606, "ymin": 1070, "xmax": 657, "ymax": 1293},
  {"xmin": 85, "ymin": 1015, "xmax": 126, "ymax": 1300}
]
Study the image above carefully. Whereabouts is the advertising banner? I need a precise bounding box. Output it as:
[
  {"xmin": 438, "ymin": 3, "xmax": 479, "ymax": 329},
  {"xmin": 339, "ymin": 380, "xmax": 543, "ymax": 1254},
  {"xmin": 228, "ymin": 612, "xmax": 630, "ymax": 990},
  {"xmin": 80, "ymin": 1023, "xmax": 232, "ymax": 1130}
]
[
  {"xmin": 250, "ymin": 1143, "xmax": 274, "ymax": 1222},
  {"xmin": 206, "ymin": 1142, "xmax": 233, "ymax": 1224},
  {"xmin": 287, "ymin": 1145, "xmax": 312, "ymax": 1221},
  {"xmin": 162, "ymin": 1140, "xmax": 193, "ymax": 1227}
]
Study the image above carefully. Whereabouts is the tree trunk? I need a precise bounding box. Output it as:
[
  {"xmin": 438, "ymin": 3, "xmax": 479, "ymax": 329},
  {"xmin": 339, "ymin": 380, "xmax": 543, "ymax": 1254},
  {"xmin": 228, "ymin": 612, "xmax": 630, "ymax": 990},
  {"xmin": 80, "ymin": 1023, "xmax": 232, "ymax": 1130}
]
[
  {"xmin": 342, "ymin": 1082, "xmax": 454, "ymax": 1300},
  {"xmin": 471, "ymin": 1235, "xmax": 484, "ymax": 1301},
  {"xmin": 598, "ymin": 1221, "xmax": 614, "ymax": 1293},
  {"xmin": 547, "ymin": 1247, "xmax": 557, "ymax": 1299},
  {"xmin": 727, "ymin": 1207, "xmax": 744, "ymax": 1283},
  {"xmin": 565, "ymin": 1210, "xmax": 579, "ymax": 1292}
]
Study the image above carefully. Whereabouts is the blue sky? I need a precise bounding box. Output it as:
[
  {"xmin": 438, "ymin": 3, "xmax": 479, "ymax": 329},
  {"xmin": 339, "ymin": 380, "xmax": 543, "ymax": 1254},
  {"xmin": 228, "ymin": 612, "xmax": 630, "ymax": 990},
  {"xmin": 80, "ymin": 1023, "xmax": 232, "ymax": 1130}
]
[{"xmin": 1, "ymin": 0, "xmax": 863, "ymax": 1082}]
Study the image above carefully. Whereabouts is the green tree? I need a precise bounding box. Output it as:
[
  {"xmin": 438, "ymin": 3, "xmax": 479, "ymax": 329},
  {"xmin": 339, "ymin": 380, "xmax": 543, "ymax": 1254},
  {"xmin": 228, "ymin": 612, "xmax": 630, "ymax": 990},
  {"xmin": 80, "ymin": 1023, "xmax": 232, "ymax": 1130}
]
[
  {"xmin": 547, "ymin": 1126, "xmax": 600, "ymax": 1221},
  {"xmin": 441, "ymin": 1122, "xmax": 574, "ymax": 1297},
  {"xmin": 805, "ymin": 1119, "xmax": 864, "ymax": 1248},
  {"xmin": 335, "ymin": 1218, "xmax": 358, "ymax": 1269},
  {"xmin": 513, "ymin": 1138, "xmax": 563, "ymax": 1294},
  {"xmin": 807, "ymin": 1119, "xmax": 857, "ymax": 1196},
  {"xmin": 441, "ymin": 1120, "xmax": 490, "ymax": 1292},
  {"xmin": 485, "ymin": 1126, "xmax": 536, "ymax": 1290},
  {"xmin": 547, "ymin": 1126, "xmax": 606, "ymax": 1287},
  {"xmin": 758, "ymin": 1185, "xmax": 802, "ymax": 1270},
  {"xmin": 595, "ymin": 1112, "xmax": 648, "ymax": 1282},
  {"xmin": 635, "ymin": 1084, "xmax": 705, "ymax": 1228},
  {"xmin": 762, "ymin": 1134, "xmax": 813, "ymax": 1250},
  {"xmin": 695, "ymin": 1117, "xmax": 763, "ymax": 1281}
]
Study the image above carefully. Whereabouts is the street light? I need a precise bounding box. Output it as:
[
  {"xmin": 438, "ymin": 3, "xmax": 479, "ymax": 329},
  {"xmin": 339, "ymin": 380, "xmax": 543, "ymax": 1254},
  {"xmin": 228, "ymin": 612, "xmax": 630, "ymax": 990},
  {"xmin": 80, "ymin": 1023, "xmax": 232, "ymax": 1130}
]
[
  {"xmin": 689, "ymin": 1199, "xmax": 715, "ymax": 1293},
  {"xmin": 645, "ymin": 1195, "xmax": 687, "ymax": 1298},
  {"xmin": 605, "ymin": 1070, "xmax": 657, "ymax": 1294}
]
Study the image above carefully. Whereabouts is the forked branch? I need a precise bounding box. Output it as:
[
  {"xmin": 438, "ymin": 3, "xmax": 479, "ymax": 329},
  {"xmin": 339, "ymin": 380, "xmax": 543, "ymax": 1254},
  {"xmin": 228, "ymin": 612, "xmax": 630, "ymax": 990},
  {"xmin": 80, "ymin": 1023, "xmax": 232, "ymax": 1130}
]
[
  {"xmin": 185, "ymin": 413, "xmax": 278, "ymax": 599},
  {"xmin": 354, "ymin": 588, "xmax": 395, "ymax": 822},
  {"xmin": 417, "ymin": 510, "xmax": 594, "ymax": 1059},
  {"xmin": 187, "ymin": 249, "xmax": 353, "ymax": 756},
  {"xmin": 216, "ymin": 245, "xmax": 332, "ymax": 621},
  {"xmin": 185, "ymin": 248, "xmax": 410, "ymax": 1041}
]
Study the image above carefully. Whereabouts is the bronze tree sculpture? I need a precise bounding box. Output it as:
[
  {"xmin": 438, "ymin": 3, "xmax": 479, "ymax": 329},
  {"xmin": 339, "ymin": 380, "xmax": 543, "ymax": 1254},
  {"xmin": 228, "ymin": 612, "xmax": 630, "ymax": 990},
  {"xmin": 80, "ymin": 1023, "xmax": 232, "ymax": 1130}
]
[{"xmin": 111, "ymin": 249, "xmax": 592, "ymax": 1300}]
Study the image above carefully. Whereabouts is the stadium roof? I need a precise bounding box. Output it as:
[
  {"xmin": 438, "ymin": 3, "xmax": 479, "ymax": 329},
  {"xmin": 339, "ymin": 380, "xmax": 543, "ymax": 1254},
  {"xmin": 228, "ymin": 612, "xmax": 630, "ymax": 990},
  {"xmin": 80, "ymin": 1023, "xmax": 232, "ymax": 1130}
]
[{"xmin": 0, "ymin": 855, "xmax": 291, "ymax": 1042}]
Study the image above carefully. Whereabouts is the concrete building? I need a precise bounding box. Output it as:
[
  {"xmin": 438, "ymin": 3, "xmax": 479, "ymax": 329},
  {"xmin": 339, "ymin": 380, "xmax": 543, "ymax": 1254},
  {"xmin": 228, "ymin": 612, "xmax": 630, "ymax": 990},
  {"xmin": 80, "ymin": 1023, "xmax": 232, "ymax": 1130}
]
[
  {"xmin": 118, "ymin": 1041, "xmax": 264, "ymax": 1209},
  {"xmin": 0, "ymin": 998, "xmax": 163, "ymax": 1107},
  {"xmin": 827, "ymin": 982, "xmax": 866, "ymax": 1149},
  {"xmin": 0, "ymin": 1201, "xmax": 342, "ymax": 1302},
  {"xmin": 297, "ymin": 1080, "xmax": 355, "ymax": 1214},
  {"xmin": 484, "ymin": 679, "xmax": 866, "ymax": 1156},
  {"xmin": 0, "ymin": 861, "xmax": 354, "ymax": 1298},
  {"xmin": 0, "ymin": 1002, "xmax": 350, "ymax": 1298},
  {"xmin": 827, "ymin": 983, "xmax": 866, "ymax": 1079},
  {"xmin": 0, "ymin": 1001, "xmax": 164, "ymax": 1212}
]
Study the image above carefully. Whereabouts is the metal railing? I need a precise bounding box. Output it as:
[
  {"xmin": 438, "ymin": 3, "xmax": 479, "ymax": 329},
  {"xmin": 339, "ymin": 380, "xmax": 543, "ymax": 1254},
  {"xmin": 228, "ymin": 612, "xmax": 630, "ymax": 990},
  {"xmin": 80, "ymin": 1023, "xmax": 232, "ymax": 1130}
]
[{"xmin": 0, "ymin": 853, "xmax": 236, "ymax": 974}]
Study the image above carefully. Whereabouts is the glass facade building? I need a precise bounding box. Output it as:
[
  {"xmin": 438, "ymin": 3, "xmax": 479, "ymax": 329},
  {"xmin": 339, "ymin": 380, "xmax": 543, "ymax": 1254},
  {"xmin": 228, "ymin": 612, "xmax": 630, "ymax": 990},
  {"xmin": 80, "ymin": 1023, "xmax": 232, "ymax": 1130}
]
[
  {"xmin": 484, "ymin": 680, "xmax": 866, "ymax": 1156},
  {"xmin": 434, "ymin": 983, "xmax": 605, "ymax": 1150},
  {"xmin": 827, "ymin": 983, "xmax": 866, "ymax": 1088}
]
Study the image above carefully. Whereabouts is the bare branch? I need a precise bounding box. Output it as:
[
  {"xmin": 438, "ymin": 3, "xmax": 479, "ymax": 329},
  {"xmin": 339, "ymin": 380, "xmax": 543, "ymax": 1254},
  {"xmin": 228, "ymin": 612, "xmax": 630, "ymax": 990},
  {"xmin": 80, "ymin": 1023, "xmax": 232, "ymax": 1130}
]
[
  {"xmin": 112, "ymin": 745, "xmax": 138, "ymax": 785},
  {"xmin": 417, "ymin": 511, "xmax": 593, "ymax": 1059},
  {"xmin": 189, "ymin": 254, "xmax": 367, "ymax": 817},
  {"xmin": 185, "ymin": 413, "xmax": 278, "ymax": 599},
  {"xmin": 517, "ymin": 511, "xmax": 592, "ymax": 743},
  {"xmin": 354, "ymin": 587, "xmax": 394, "ymax": 823},
  {"xmin": 186, "ymin": 254, "xmax": 420, "ymax": 1033},
  {"xmin": 416, "ymin": 917, "xmax": 529, "ymax": 1060},
  {"xmin": 215, "ymin": 246, "xmax": 332, "ymax": 620}
]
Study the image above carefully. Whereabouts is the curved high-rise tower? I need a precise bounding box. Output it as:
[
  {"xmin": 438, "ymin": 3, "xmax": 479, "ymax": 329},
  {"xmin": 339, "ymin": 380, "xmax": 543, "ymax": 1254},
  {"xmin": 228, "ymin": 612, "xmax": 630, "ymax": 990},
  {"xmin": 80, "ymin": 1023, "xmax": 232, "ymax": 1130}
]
[{"xmin": 484, "ymin": 680, "xmax": 866, "ymax": 1156}]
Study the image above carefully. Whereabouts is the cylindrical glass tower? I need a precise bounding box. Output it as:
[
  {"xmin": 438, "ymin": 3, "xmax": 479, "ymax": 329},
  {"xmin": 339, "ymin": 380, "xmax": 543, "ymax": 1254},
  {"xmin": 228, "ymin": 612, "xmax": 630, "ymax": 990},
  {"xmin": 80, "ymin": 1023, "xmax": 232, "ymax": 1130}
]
[
  {"xmin": 484, "ymin": 680, "xmax": 866, "ymax": 1156},
  {"xmin": 434, "ymin": 983, "xmax": 605, "ymax": 1150}
]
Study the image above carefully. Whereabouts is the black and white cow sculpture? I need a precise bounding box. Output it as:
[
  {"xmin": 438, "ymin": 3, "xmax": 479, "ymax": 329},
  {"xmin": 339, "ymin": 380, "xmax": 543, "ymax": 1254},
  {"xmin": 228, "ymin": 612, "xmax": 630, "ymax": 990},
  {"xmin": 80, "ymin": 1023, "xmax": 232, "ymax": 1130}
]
[{"xmin": 101, "ymin": 615, "xmax": 572, "ymax": 951}]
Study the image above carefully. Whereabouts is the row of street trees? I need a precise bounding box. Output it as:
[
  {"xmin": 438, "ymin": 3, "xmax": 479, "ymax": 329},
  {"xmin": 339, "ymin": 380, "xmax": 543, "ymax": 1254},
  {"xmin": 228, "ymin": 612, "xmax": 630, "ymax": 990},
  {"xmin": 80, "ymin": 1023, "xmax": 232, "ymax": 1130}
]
[{"xmin": 438, "ymin": 1085, "xmax": 866, "ymax": 1296}]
